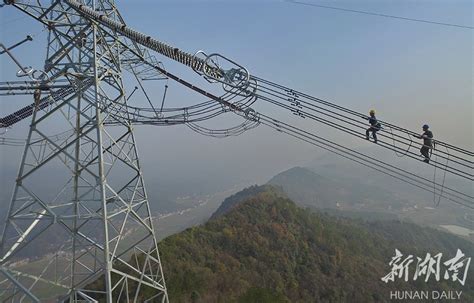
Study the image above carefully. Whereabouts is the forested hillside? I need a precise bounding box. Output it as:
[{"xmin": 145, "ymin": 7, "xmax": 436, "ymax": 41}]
[{"xmin": 159, "ymin": 186, "xmax": 473, "ymax": 302}]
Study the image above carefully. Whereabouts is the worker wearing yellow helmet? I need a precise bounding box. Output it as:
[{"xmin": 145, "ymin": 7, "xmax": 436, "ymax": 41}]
[{"xmin": 366, "ymin": 109, "xmax": 381, "ymax": 143}]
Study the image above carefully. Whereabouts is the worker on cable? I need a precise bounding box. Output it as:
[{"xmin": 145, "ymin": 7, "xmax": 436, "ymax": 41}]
[
  {"xmin": 417, "ymin": 124, "xmax": 433, "ymax": 163},
  {"xmin": 366, "ymin": 109, "xmax": 381, "ymax": 143}
]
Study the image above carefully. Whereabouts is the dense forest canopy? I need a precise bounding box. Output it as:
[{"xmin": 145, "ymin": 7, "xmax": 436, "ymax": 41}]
[{"xmin": 159, "ymin": 186, "xmax": 473, "ymax": 302}]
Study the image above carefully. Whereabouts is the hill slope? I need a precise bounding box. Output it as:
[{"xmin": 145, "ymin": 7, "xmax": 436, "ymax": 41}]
[
  {"xmin": 209, "ymin": 184, "xmax": 285, "ymax": 220},
  {"xmin": 159, "ymin": 186, "xmax": 474, "ymax": 302}
]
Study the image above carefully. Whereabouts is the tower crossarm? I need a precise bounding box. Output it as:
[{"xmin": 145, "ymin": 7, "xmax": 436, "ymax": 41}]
[
  {"xmin": 0, "ymin": 78, "xmax": 94, "ymax": 128},
  {"xmin": 63, "ymin": 0, "xmax": 223, "ymax": 78}
]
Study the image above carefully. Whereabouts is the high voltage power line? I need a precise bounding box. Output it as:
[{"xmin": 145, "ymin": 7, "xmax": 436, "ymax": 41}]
[{"xmin": 285, "ymin": 0, "xmax": 474, "ymax": 30}]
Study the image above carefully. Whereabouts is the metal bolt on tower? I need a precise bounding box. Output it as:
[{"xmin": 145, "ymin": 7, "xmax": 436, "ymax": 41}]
[{"xmin": 0, "ymin": 0, "xmax": 168, "ymax": 301}]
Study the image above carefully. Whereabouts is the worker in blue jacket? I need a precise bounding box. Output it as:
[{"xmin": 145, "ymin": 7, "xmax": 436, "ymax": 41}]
[{"xmin": 366, "ymin": 109, "xmax": 381, "ymax": 143}]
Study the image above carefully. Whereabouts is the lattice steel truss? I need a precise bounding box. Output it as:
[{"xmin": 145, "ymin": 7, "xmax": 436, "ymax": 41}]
[
  {"xmin": 0, "ymin": 1, "xmax": 168, "ymax": 301},
  {"xmin": 1, "ymin": 0, "xmax": 472, "ymax": 302}
]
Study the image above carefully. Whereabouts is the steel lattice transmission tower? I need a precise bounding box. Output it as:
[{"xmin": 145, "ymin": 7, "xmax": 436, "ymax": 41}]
[{"xmin": 0, "ymin": 0, "xmax": 169, "ymax": 301}]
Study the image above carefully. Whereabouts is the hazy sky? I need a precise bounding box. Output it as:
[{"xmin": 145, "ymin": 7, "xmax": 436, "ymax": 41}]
[{"xmin": 0, "ymin": 0, "xmax": 472, "ymax": 202}]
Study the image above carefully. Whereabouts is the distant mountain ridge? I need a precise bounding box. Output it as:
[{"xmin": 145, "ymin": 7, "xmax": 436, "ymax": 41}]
[
  {"xmin": 267, "ymin": 166, "xmax": 410, "ymax": 212},
  {"xmin": 267, "ymin": 166, "xmax": 474, "ymax": 240},
  {"xmin": 268, "ymin": 166, "xmax": 342, "ymax": 208}
]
